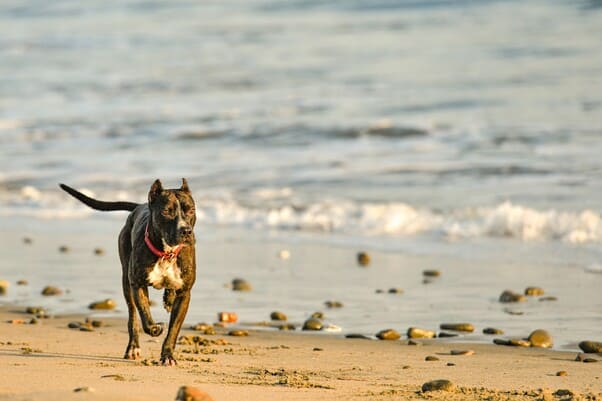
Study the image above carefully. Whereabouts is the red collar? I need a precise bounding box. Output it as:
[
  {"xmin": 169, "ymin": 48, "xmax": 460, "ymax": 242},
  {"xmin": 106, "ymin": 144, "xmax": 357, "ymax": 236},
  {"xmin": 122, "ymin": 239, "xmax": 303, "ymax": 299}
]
[{"xmin": 144, "ymin": 223, "xmax": 184, "ymax": 260}]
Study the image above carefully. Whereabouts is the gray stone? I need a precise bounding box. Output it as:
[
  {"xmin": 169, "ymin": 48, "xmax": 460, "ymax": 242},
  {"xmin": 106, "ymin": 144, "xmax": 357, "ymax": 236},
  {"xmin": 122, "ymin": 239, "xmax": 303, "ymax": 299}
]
[{"xmin": 578, "ymin": 340, "xmax": 602, "ymax": 353}]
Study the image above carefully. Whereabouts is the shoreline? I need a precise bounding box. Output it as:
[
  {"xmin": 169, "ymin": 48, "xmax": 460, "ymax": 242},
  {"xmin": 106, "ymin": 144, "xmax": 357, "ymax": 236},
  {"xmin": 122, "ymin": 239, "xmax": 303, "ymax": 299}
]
[{"xmin": 1, "ymin": 304, "xmax": 600, "ymax": 401}]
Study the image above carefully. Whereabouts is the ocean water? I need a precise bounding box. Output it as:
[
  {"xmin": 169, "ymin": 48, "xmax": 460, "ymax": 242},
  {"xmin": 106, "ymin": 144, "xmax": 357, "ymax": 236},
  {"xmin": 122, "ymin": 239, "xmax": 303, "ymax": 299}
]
[{"xmin": 1, "ymin": 1, "xmax": 601, "ymax": 347}]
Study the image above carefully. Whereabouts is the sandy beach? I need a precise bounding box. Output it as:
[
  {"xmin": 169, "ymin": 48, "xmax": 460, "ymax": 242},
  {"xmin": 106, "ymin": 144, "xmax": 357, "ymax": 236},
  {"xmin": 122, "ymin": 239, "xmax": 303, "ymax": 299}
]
[{"xmin": 0, "ymin": 305, "xmax": 600, "ymax": 401}]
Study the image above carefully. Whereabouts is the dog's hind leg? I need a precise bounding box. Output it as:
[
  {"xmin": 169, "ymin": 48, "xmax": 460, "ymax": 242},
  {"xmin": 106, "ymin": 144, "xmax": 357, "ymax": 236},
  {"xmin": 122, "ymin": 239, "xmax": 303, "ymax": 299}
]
[
  {"xmin": 122, "ymin": 274, "xmax": 141, "ymax": 360},
  {"xmin": 133, "ymin": 285, "xmax": 164, "ymax": 337},
  {"xmin": 160, "ymin": 289, "xmax": 191, "ymax": 366}
]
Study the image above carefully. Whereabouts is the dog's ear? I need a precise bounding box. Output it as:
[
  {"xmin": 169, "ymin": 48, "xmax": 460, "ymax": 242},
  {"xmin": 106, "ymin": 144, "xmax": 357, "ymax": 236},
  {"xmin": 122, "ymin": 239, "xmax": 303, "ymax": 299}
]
[
  {"xmin": 180, "ymin": 178, "xmax": 190, "ymax": 193},
  {"xmin": 148, "ymin": 179, "xmax": 164, "ymax": 203}
]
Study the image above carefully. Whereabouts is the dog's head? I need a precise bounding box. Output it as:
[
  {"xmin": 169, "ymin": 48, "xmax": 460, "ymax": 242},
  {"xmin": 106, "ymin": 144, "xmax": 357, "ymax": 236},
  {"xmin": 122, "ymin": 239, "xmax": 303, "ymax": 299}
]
[{"xmin": 148, "ymin": 178, "xmax": 196, "ymax": 247}]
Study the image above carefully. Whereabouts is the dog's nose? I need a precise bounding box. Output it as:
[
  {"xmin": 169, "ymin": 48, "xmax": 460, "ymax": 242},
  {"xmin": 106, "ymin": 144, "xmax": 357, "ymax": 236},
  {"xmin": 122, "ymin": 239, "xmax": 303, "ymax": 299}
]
[{"xmin": 179, "ymin": 226, "xmax": 193, "ymax": 236}]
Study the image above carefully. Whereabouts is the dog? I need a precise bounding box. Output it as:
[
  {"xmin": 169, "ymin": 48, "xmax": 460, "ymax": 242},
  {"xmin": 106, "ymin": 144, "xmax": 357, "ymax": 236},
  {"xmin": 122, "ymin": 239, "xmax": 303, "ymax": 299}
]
[{"xmin": 59, "ymin": 179, "xmax": 196, "ymax": 366}]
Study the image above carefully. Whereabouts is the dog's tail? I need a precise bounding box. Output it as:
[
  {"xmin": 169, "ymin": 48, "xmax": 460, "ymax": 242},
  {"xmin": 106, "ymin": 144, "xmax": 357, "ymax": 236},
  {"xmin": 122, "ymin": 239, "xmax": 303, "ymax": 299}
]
[{"xmin": 59, "ymin": 183, "xmax": 139, "ymax": 212}]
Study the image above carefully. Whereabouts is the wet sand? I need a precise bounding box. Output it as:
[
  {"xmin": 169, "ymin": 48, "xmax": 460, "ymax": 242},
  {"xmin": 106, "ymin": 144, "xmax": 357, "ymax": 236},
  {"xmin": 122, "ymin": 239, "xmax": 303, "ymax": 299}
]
[{"xmin": 0, "ymin": 305, "xmax": 600, "ymax": 401}]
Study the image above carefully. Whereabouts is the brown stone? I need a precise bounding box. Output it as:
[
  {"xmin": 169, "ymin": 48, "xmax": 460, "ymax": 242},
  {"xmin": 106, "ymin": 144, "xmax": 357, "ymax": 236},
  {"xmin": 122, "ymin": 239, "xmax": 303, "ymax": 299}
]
[
  {"xmin": 175, "ymin": 386, "xmax": 215, "ymax": 401},
  {"xmin": 376, "ymin": 329, "xmax": 400, "ymax": 341},
  {"xmin": 527, "ymin": 329, "xmax": 553, "ymax": 348},
  {"xmin": 231, "ymin": 278, "xmax": 252, "ymax": 291},
  {"xmin": 388, "ymin": 288, "xmax": 403, "ymax": 294},
  {"xmin": 357, "ymin": 252, "xmax": 370, "ymax": 266},
  {"xmin": 0, "ymin": 280, "xmax": 9, "ymax": 295},
  {"xmin": 302, "ymin": 318, "xmax": 323, "ymax": 331},
  {"xmin": 425, "ymin": 355, "xmax": 439, "ymax": 361},
  {"xmin": 499, "ymin": 290, "xmax": 526, "ymax": 303},
  {"xmin": 88, "ymin": 299, "xmax": 116, "ymax": 310},
  {"xmin": 311, "ymin": 311, "xmax": 324, "ymax": 319},
  {"xmin": 41, "ymin": 286, "xmax": 62, "ymax": 296},
  {"xmin": 270, "ymin": 311, "xmax": 287, "ymax": 321},
  {"xmin": 450, "ymin": 349, "xmax": 475, "ymax": 356},
  {"xmin": 556, "ymin": 371, "xmax": 568, "ymax": 376},
  {"xmin": 93, "ymin": 247, "xmax": 105, "ymax": 255},
  {"xmin": 578, "ymin": 340, "xmax": 602, "ymax": 353},
  {"xmin": 483, "ymin": 327, "xmax": 504, "ymax": 335},
  {"xmin": 440, "ymin": 323, "xmax": 474, "ymax": 332},
  {"xmin": 423, "ymin": 269, "xmax": 441, "ymax": 277},
  {"xmin": 59, "ymin": 245, "xmax": 70, "ymax": 253},
  {"xmin": 524, "ymin": 286, "xmax": 544, "ymax": 296},
  {"xmin": 422, "ymin": 379, "xmax": 455, "ymax": 392},
  {"xmin": 16, "ymin": 280, "xmax": 28, "ymax": 286},
  {"xmin": 407, "ymin": 327, "xmax": 436, "ymax": 339},
  {"xmin": 509, "ymin": 338, "xmax": 531, "ymax": 347},
  {"xmin": 324, "ymin": 300, "xmax": 343, "ymax": 308},
  {"xmin": 228, "ymin": 330, "xmax": 248, "ymax": 337}
]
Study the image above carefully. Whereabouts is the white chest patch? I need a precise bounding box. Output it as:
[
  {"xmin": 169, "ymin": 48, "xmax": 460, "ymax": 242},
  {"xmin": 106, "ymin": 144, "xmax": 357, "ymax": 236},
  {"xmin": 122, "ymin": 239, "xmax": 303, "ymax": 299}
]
[{"xmin": 147, "ymin": 258, "xmax": 184, "ymax": 290}]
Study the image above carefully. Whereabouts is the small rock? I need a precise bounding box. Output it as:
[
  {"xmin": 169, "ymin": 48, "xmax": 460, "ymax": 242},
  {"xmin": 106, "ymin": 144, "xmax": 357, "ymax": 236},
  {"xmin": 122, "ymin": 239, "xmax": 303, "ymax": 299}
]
[
  {"xmin": 0, "ymin": 280, "xmax": 9, "ymax": 295},
  {"xmin": 345, "ymin": 333, "xmax": 371, "ymax": 340},
  {"xmin": 26, "ymin": 306, "xmax": 46, "ymax": 315},
  {"xmin": 88, "ymin": 299, "xmax": 116, "ymax": 310},
  {"xmin": 422, "ymin": 379, "xmax": 455, "ymax": 392},
  {"xmin": 79, "ymin": 325, "xmax": 94, "ymax": 332},
  {"xmin": 578, "ymin": 340, "xmax": 602, "ymax": 353},
  {"xmin": 450, "ymin": 349, "xmax": 475, "ymax": 356},
  {"xmin": 407, "ymin": 340, "xmax": 421, "ymax": 346},
  {"xmin": 302, "ymin": 318, "xmax": 323, "ymax": 331},
  {"xmin": 556, "ymin": 371, "xmax": 568, "ymax": 376},
  {"xmin": 41, "ymin": 286, "xmax": 62, "ymax": 296},
  {"xmin": 493, "ymin": 338, "xmax": 510, "ymax": 346},
  {"xmin": 375, "ymin": 289, "xmax": 384, "ymax": 294},
  {"xmin": 447, "ymin": 362, "xmax": 456, "ymax": 366},
  {"xmin": 499, "ymin": 290, "xmax": 526, "ymax": 303},
  {"xmin": 59, "ymin": 245, "xmax": 70, "ymax": 253},
  {"xmin": 192, "ymin": 323, "xmax": 216, "ymax": 335},
  {"xmin": 503, "ymin": 308, "xmax": 524, "ymax": 316},
  {"xmin": 483, "ymin": 327, "xmax": 504, "ymax": 335},
  {"xmin": 425, "ymin": 355, "xmax": 439, "ymax": 361},
  {"xmin": 324, "ymin": 300, "xmax": 343, "ymax": 308},
  {"xmin": 277, "ymin": 250, "xmax": 290, "ymax": 260},
  {"xmin": 376, "ymin": 329, "xmax": 400, "ymax": 341},
  {"xmin": 423, "ymin": 269, "xmax": 441, "ymax": 277},
  {"xmin": 527, "ymin": 329, "xmax": 553, "ymax": 348},
  {"xmin": 228, "ymin": 330, "xmax": 248, "ymax": 337},
  {"xmin": 23, "ymin": 237, "xmax": 33, "ymax": 244},
  {"xmin": 311, "ymin": 311, "xmax": 324, "ymax": 319},
  {"xmin": 524, "ymin": 286, "xmax": 544, "ymax": 296},
  {"xmin": 93, "ymin": 247, "xmax": 105, "ymax": 255},
  {"xmin": 437, "ymin": 332, "xmax": 459, "ymax": 338},
  {"xmin": 407, "ymin": 327, "xmax": 436, "ymax": 339},
  {"xmin": 539, "ymin": 296, "xmax": 558, "ymax": 302},
  {"xmin": 439, "ymin": 323, "xmax": 474, "ymax": 333},
  {"xmin": 175, "ymin": 386, "xmax": 215, "ymax": 401},
  {"xmin": 231, "ymin": 278, "xmax": 252, "ymax": 291},
  {"xmin": 509, "ymin": 338, "xmax": 531, "ymax": 347},
  {"xmin": 278, "ymin": 324, "xmax": 296, "ymax": 331},
  {"xmin": 583, "ymin": 358, "xmax": 599, "ymax": 363},
  {"xmin": 16, "ymin": 280, "xmax": 28, "ymax": 286},
  {"xmin": 89, "ymin": 320, "xmax": 103, "ymax": 328},
  {"xmin": 217, "ymin": 312, "xmax": 238, "ymax": 323},
  {"xmin": 554, "ymin": 389, "xmax": 574, "ymax": 397},
  {"xmin": 313, "ymin": 347, "xmax": 323, "ymax": 351},
  {"xmin": 73, "ymin": 387, "xmax": 95, "ymax": 393},
  {"xmin": 68, "ymin": 322, "xmax": 81, "ymax": 329},
  {"xmin": 388, "ymin": 288, "xmax": 403, "ymax": 294},
  {"xmin": 29, "ymin": 318, "xmax": 38, "ymax": 324},
  {"xmin": 357, "ymin": 252, "xmax": 370, "ymax": 266}
]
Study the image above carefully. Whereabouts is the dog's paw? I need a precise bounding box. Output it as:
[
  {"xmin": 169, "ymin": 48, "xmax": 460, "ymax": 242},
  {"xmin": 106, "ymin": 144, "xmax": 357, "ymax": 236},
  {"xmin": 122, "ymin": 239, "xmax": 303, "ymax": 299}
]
[
  {"xmin": 147, "ymin": 323, "xmax": 164, "ymax": 337},
  {"xmin": 160, "ymin": 354, "xmax": 177, "ymax": 366},
  {"xmin": 124, "ymin": 346, "xmax": 141, "ymax": 360}
]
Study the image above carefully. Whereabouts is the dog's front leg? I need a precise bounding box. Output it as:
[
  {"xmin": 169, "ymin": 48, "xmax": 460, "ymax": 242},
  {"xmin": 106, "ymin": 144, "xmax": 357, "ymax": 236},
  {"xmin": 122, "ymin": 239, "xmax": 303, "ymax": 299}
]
[
  {"xmin": 160, "ymin": 289, "xmax": 191, "ymax": 366},
  {"xmin": 133, "ymin": 286, "xmax": 164, "ymax": 337}
]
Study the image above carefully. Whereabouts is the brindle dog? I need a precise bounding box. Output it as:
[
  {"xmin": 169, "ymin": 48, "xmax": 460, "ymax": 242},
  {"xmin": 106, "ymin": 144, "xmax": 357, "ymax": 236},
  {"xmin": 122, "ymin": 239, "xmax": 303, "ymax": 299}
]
[{"xmin": 59, "ymin": 179, "xmax": 196, "ymax": 366}]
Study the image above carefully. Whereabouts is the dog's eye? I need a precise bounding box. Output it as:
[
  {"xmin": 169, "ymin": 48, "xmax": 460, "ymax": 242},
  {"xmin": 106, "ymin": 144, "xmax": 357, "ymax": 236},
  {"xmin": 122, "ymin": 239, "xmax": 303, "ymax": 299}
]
[
  {"xmin": 186, "ymin": 209, "xmax": 196, "ymax": 216},
  {"xmin": 162, "ymin": 209, "xmax": 174, "ymax": 218}
]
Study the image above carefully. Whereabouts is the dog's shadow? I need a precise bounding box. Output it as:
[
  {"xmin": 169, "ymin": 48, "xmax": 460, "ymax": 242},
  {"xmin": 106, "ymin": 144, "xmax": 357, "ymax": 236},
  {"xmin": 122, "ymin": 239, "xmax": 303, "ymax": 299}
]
[{"xmin": 0, "ymin": 348, "xmax": 129, "ymax": 364}]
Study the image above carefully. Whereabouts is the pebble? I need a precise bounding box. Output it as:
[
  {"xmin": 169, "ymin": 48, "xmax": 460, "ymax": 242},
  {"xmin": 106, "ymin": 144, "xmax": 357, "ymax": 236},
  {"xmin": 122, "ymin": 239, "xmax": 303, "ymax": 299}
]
[
  {"xmin": 41, "ymin": 286, "xmax": 62, "ymax": 296},
  {"xmin": 483, "ymin": 327, "xmax": 504, "ymax": 335},
  {"xmin": 17, "ymin": 280, "xmax": 28, "ymax": 286},
  {"xmin": 440, "ymin": 323, "xmax": 474, "ymax": 332},
  {"xmin": 450, "ymin": 349, "xmax": 475, "ymax": 356},
  {"xmin": 228, "ymin": 330, "xmax": 248, "ymax": 337},
  {"xmin": 192, "ymin": 323, "xmax": 216, "ymax": 335},
  {"xmin": 302, "ymin": 318, "xmax": 323, "ymax": 331},
  {"xmin": 407, "ymin": 327, "xmax": 436, "ymax": 339},
  {"xmin": 175, "ymin": 386, "xmax": 215, "ymax": 401},
  {"xmin": 278, "ymin": 324, "xmax": 297, "ymax": 331},
  {"xmin": 93, "ymin": 247, "xmax": 105, "ymax": 255},
  {"xmin": 0, "ymin": 280, "xmax": 8, "ymax": 295},
  {"xmin": 387, "ymin": 287, "xmax": 403, "ymax": 294},
  {"xmin": 311, "ymin": 311, "xmax": 324, "ymax": 319},
  {"xmin": 447, "ymin": 362, "xmax": 455, "ymax": 366},
  {"xmin": 73, "ymin": 387, "xmax": 95, "ymax": 393},
  {"xmin": 376, "ymin": 329, "xmax": 400, "ymax": 341},
  {"xmin": 88, "ymin": 299, "xmax": 116, "ymax": 310},
  {"xmin": 556, "ymin": 371, "xmax": 568, "ymax": 376},
  {"xmin": 357, "ymin": 252, "xmax": 370, "ymax": 266},
  {"xmin": 231, "ymin": 278, "xmax": 252, "ymax": 291},
  {"xmin": 407, "ymin": 340, "xmax": 421, "ymax": 346},
  {"xmin": 345, "ymin": 333, "xmax": 371, "ymax": 340},
  {"xmin": 375, "ymin": 289, "xmax": 384, "ymax": 294},
  {"xmin": 527, "ymin": 329, "xmax": 553, "ymax": 348},
  {"xmin": 89, "ymin": 320, "xmax": 103, "ymax": 328},
  {"xmin": 499, "ymin": 290, "xmax": 526, "ymax": 303},
  {"xmin": 437, "ymin": 332, "xmax": 459, "ymax": 338},
  {"xmin": 26, "ymin": 306, "xmax": 46, "ymax": 315},
  {"xmin": 324, "ymin": 300, "xmax": 343, "ymax": 308},
  {"xmin": 422, "ymin": 379, "xmax": 455, "ymax": 392},
  {"xmin": 313, "ymin": 347, "xmax": 323, "ymax": 351},
  {"xmin": 59, "ymin": 245, "xmax": 70, "ymax": 253},
  {"xmin": 68, "ymin": 322, "xmax": 81, "ymax": 329},
  {"xmin": 539, "ymin": 296, "xmax": 558, "ymax": 302},
  {"xmin": 509, "ymin": 339, "xmax": 531, "ymax": 347},
  {"xmin": 423, "ymin": 269, "xmax": 441, "ymax": 277},
  {"xmin": 524, "ymin": 286, "xmax": 544, "ymax": 296},
  {"xmin": 23, "ymin": 237, "xmax": 33, "ymax": 244},
  {"xmin": 583, "ymin": 358, "xmax": 599, "ymax": 363},
  {"xmin": 217, "ymin": 312, "xmax": 238, "ymax": 323},
  {"xmin": 425, "ymin": 355, "xmax": 439, "ymax": 361},
  {"xmin": 270, "ymin": 311, "xmax": 287, "ymax": 321},
  {"xmin": 578, "ymin": 340, "xmax": 602, "ymax": 353}
]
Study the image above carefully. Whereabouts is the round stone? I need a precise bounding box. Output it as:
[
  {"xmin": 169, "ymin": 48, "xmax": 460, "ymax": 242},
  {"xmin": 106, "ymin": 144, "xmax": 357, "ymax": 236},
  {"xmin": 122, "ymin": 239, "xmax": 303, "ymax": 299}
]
[
  {"xmin": 525, "ymin": 286, "xmax": 544, "ymax": 296},
  {"xmin": 440, "ymin": 323, "xmax": 474, "ymax": 332},
  {"xmin": 270, "ymin": 311, "xmax": 287, "ymax": 321},
  {"xmin": 388, "ymin": 288, "xmax": 403, "ymax": 294},
  {"xmin": 578, "ymin": 340, "xmax": 602, "ymax": 353},
  {"xmin": 59, "ymin": 245, "xmax": 70, "ymax": 253},
  {"xmin": 324, "ymin": 300, "xmax": 343, "ymax": 308},
  {"xmin": 483, "ymin": 327, "xmax": 504, "ymax": 335},
  {"xmin": 41, "ymin": 286, "xmax": 62, "ymax": 296},
  {"xmin": 423, "ymin": 269, "xmax": 441, "ymax": 277},
  {"xmin": 499, "ymin": 290, "xmax": 527, "ymax": 303},
  {"xmin": 93, "ymin": 247, "xmax": 105, "ymax": 255},
  {"xmin": 231, "ymin": 278, "xmax": 252, "ymax": 291},
  {"xmin": 556, "ymin": 371, "xmax": 568, "ymax": 376},
  {"xmin": 302, "ymin": 318, "xmax": 323, "ymax": 331},
  {"xmin": 422, "ymin": 379, "xmax": 455, "ymax": 392},
  {"xmin": 357, "ymin": 252, "xmax": 370, "ymax": 266},
  {"xmin": 23, "ymin": 237, "xmax": 33, "ymax": 244},
  {"xmin": 425, "ymin": 355, "xmax": 439, "ymax": 361},
  {"xmin": 527, "ymin": 329, "xmax": 553, "ymax": 348},
  {"xmin": 88, "ymin": 299, "xmax": 116, "ymax": 310},
  {"xmin": 228, "ymin": 330, "xmax": 248, "ymax": 337},
  {"xmin": 407, "ymin": 327, "xmax": 436, "ymax": 339},
  {"xmin": 311, "ymin": 311, "xmax": 324, "ymax": 319},
  {"xmin": 278, "ymin": 324, "xmax": 296, "ymax": 331},
  {"xmin": 17, "ymin": 280, "xmax": 28, "ymax": 286},
  {"xmin": 68, "ymin": 322, "xmax": 81, "ymax": 329},
  {"xmin": 376, "ymin": 329, "xmax": 400, "ymax": 341}
]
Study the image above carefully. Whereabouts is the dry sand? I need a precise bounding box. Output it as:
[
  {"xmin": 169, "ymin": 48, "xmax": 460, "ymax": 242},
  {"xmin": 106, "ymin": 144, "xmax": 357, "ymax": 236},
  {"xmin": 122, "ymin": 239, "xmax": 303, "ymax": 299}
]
[{"xmin": 0, "ymin": 306, "xmax": 600, "ymax": 401}]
